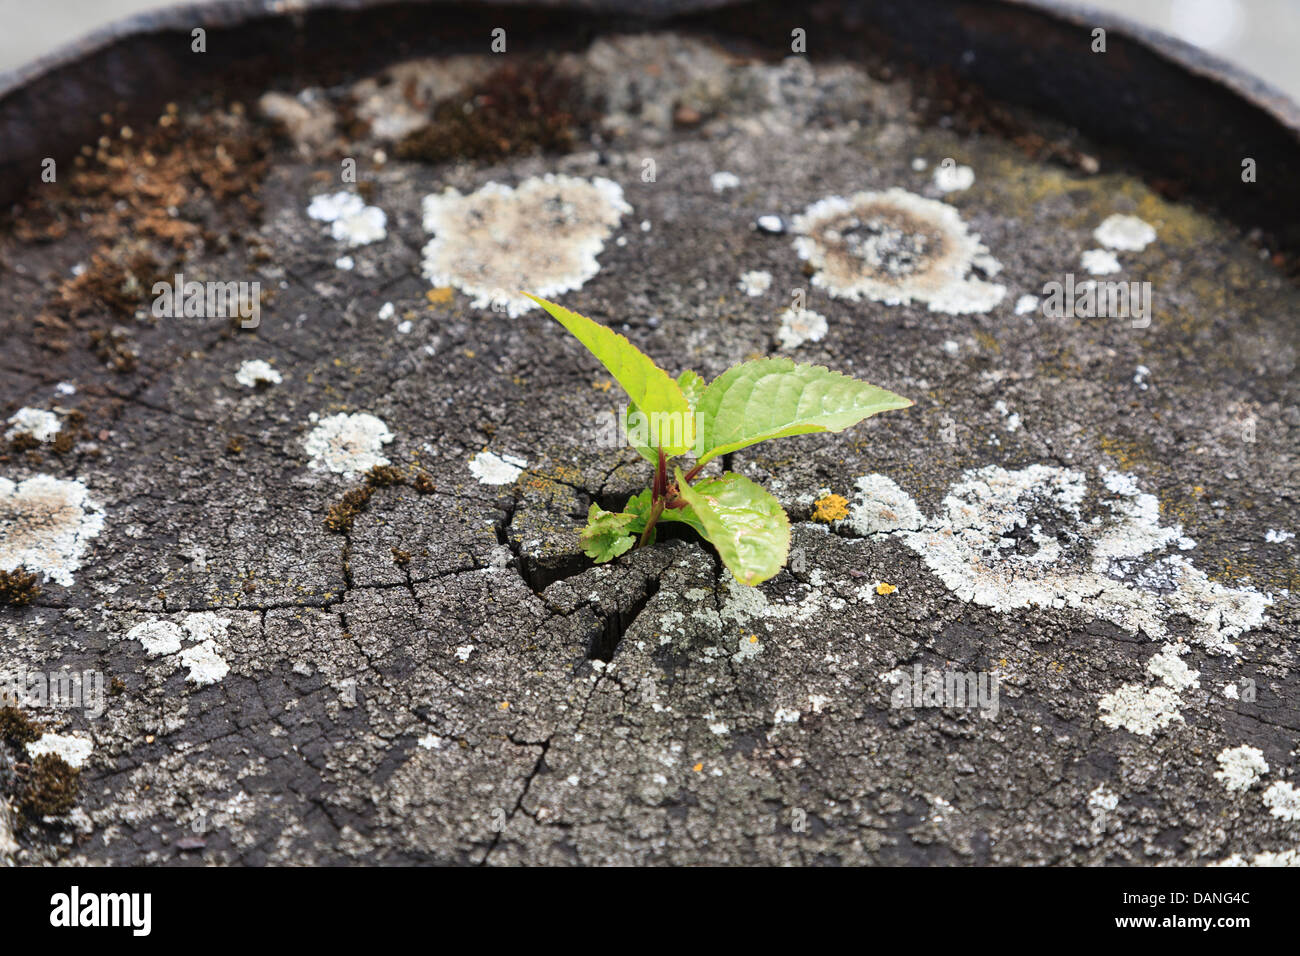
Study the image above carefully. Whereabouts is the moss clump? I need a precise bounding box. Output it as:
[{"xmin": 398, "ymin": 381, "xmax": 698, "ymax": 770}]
[
  {"xmin": 87, "ymin": 326, "xmax": 140, "ymax": 373},
  {"xmin": 811, "ymin": 493, "xmax": 850, "ymax": 524},
  {"xmin": 0, "ymin": 706, "xmax": 42, "ymax": 745},
  {"xmin": 395, "ymin": 61, "xmax": 588, "ymax": 164},
  {"xmin": 325, "ymin": 465, "xmax": 438, "ymax": 532},
  {"xmin": 7, "ymin": 432, "xmax": 41, "ymax": 453},
  {"xmin": 391, "ymin": 548, "xmax": 411, "ymax": 567},
  {"xmin": 366, "ymin": 464, "xmax": 405, "ymax": 488},
  {"xmin": 18, "ymin": 754, "xmax": 80, "ymax": 818},
  {"xmin": 0, "ymin": 568, "xmax": 40, "ymax": 607},
  {"xmin": 324, "ymin": 486, "xmax": 373, "ymax": 534}
]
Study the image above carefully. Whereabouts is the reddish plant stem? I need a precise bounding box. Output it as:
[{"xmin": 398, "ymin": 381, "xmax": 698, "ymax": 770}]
[
  {"xmin": 638, "ymin": 448, "xmax": 669, "ymax": 548},
  {"xmin": 637, "ymin": 497, "xmax": 664, "ymax": 548}
]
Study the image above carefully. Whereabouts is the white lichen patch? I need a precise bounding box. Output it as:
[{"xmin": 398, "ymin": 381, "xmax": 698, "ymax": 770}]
[
  {"xmin": 1093, "ymin": 214, "xmax": 1156, "ymax": 251},
  {"xmin": 234, "ymin": 359, "xmax": 282, "ymax": 388},
  {"xmin": 882, "ymin": 464, "xmax": 1268, "ymax": 651},
  {"xmin": 26, "ymin": 732, "xmax": 94, "ymax": 768},
  {"xmin": 710, "ymin": 171, "xmax": 741, "ymax": 192},
  {"xmin": 1081, "ymin": 248, "xmax": 1121, "ymax": 275},
  {"xmin": 183, "ymin": 611, "xmax": 231, "ymax": 645},
  {"xmin": 933, "ymin": 163, "xmax": 975, "ymax": 193},
  {"xmin": 469, "ymin": 451, "xmax": 526, "ymax": 485},
  {"xmin": 1213, "ymin": 745, "xmax": 1269, "ymax": 792},
  {"xmin": 738, "ymin": 270, "xmax": 772, "ymax": 297},
  {"xmin": 733, "ymin": 632, "xmax": 764, "ymax": 662},
  {"xmin": 0, "ymin": 474, "xmax": 106, "ymax": 586},
  {"xmin": 844, "ymin": 474, "xmax": 924, "ymax": 536},
  {"xmin": 792, "ymin": 188, "xmax": 1004, "ymax": 314},
  {"xmin": 421, "ymin": 175, "xmax": 630, "ymax": 317},
  {"xmin": 1146, "ymin": 643, "xmax": 1199, "ymax": 691},
  {"xmin": 993, "ymin": 399, "xmax": 1021, "ymax": 432},
  {"xmin": 1263, "ymin": 782, "xmax": 1300, "ymax": 821},
  {"xmin": 1265, "ymin": 529, "xmax": 1294, "ymax": 543},
  {"xmin": 307, "ymin": 191, "xmax": 387, "ymax": 247},
  {"xmin": 126, "ymin": 619, "xmax": 184, "ymax": 657},
  {"xmin": 841, "ymin": 465, "xmax": 1272, "ymax": 738},
  {"xmin": 121, "ymin": 612, "xmax": 231, "ymax": 686},
  {"xmin": 1214, "ymin": 847, "xmax": 1300, "ymax": 867},
  {"xmin": 776, "ymin": 307, "xmax": 827, "ymax": 349},
  {"xmin": 180, "ymin": 640, "xmax": 229, "ymax": 686},
  {"xmin": 1014, "ymin": 294, "xmax": 1040, "ymax": 315},
  {"xmin": 5, "ymin": 407, "xmax": 62, "ymax": 443},
  {"xmin": 303, "ymin": 413, "xmax": 394, "ymax": 475},
  {"xmin": 1098, "ymin": 683, "xmax": 1184, "ymax": 736},
  {"xmin": 773, "ymin": 706, "xmax": 800, "ymax": 724}
]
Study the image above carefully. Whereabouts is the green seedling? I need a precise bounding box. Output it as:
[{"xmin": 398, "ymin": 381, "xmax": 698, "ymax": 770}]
[{"xmin": 525, "ymin": 293, "xmax": 912, "ymax": 586}]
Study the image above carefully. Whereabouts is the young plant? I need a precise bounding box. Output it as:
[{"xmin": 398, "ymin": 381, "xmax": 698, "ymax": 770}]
[{"xmin": 525, "ymin": 293, "xmax": 911, "ymax": 586}]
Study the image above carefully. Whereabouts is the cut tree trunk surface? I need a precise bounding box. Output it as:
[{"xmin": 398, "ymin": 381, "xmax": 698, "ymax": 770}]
[{"xmin": 0, "ymin": 0, "xmax": 1297, "ymax": 865}]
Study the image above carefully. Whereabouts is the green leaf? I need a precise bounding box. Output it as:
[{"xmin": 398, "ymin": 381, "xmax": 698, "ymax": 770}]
[
  {"xmin": 676, "ymin": 370, "xmax": 706, "ymax": 409},
  {"xmin": 524, "ymin": 293, "xmax": 693, "ymax": 457},
  {"xmin": 579, "ymin": 504, "xmax": 639, "ymax": 563},
  {"xmin": 673, "ymin": 468, "xmax": 790, "ymax": 586},
  {"xmin": 692, "ymin": 358, "xmax": 911, "ymax": 466}
]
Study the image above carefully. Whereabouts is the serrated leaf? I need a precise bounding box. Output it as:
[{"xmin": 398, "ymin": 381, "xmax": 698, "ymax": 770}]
[
  {"xmin": 524, "ymin": 293, "xmax": 693, "ymax": 457},
  {"xmin": 673, "ymin": 468, "xmax": 790, "ymax": 586},
  {"xmin": 692, "ymin": 358, "xmax": 911, "ymax": 466},
  {"xmin": 579, "ymin": 504, "xmax": 640, "ymax": 563}
]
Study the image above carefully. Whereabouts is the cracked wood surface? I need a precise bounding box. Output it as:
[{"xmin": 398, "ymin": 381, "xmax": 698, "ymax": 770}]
[{"xmin": 1, "ymin": 27, "xmax": 1298, "ymax": 865}]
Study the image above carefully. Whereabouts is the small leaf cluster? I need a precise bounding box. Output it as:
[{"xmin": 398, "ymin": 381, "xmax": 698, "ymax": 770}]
[{"xmin": 526, "ymin": 294, "xmax": 911, "ymax": 586}]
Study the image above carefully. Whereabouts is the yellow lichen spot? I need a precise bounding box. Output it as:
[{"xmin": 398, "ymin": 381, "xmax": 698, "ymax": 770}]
[
  {"xmin": 426, "ymin": 286, "xmax": 454, "ymax": 305},
  {"xmin": 875, "ymin": 581, "xmax": 897, "ymax": 595},
  {"xmin": 592, "ymin": 380, "xmax": 613, "ymax": 392},
  {"xmin": 811, "ymin": 493, "xmax": 850, "ymax": 523},
  {"xmin": 749, "ymin": 634, "xmax": 758, "ymax": 643},
  {"xmin": 463, "ymin": 349, "xmax": 476, "ymax": 358},
  {"xmin": 498, "ymin": 701, "xmax": 509, "ymax": 710},
  {"xmin": 692, "ymin": 762, "xmax": 703, "ymax": 773}
]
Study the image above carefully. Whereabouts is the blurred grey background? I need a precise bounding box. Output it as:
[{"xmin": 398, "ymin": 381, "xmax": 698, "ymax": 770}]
[{"xmin": 1, "ymin": 0, "xmax": 1298, "ymax": 101}]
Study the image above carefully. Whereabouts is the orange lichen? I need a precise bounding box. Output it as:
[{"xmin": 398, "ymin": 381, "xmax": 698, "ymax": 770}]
[{"xmin": 811, "ymin": 493, "xmax": 850, "ymax": 523}]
